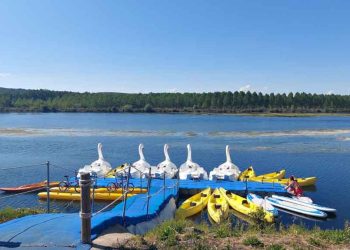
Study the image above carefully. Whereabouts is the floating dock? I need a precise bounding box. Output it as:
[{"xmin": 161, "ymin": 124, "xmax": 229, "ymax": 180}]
[
  {"xmin": 0, "ymin": 177, "xmax": 286, "ymax": 248},
  {"xmin": 95, "ymin": 177, "xmax": 287, "ymax": 194},
  {"xmin": 0, "ymin": 184, "xmax": 177, "ymax": 249}
]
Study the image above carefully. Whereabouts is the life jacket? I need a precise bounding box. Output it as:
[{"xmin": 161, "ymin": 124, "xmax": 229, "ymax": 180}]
[{"xmin": 290, "ymin": 180, "xmax": 303, "ymax": 196}]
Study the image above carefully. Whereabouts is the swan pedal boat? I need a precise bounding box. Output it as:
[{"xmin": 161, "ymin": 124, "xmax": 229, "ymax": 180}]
[
  {"xmin": 38, "ymin": 191, "xmax": 135, "ymax": 201},
  {"xmin": 175, "ymin": 187, "xmax": 211, "ymax": 219},
  {"xmin": 207, "ymin": 188, "xmax": 229, "ymax": 223},
  {"xmin": 219, "ymin": 188, "xmax": 274, "ymax": 222},
  {"xmin": 209, "ymin": 145, "xmax": 241, "ymax": 181},
  {"xmin": 179, "ymin": 144, "xmax": 208, "ymax": 180},
  {"xmin": 77, "ymin": 143, "xmax": 112, "ymax": 178},
  {"xmin": 152, "ymin": 144, "xmax": 178, "ymax": 179},
  {"xmin": 50, "ymin": 187, "xmax": 147, "ymax": 194}
]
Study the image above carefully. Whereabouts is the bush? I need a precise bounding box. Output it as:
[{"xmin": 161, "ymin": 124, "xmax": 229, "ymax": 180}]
[
  {"xmin": 249, "ymin": 207, "xmax": 270, "ymax": 231},
  {"xmin": 146, "ymin": 219, "xmax": 191, "ymax": 246},
  {"xmin": 213, "ymin": 222, "xmax": 232, "ymax": 238},
  {"xmin": 308, "ymin": 237, "xmax": 322, "ymax": 247},
  {"xmin": 121, "ymin": 104, "xmax": 133, "ymax": 112},
  {"xmin": 144, "ymin": 104, "xmax": 153, "ymax": 112},
  {"xmin": 242, "ymin": 236, "xmax": 264, "ymax": 248},
  {"xmin": 267, "ymin": 244, "xmax": 285, "ymax": 250}
]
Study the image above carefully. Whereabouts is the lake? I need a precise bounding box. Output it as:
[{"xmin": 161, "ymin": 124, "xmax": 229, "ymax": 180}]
[{"xmin": 0, "ymin": 113, "xmax": 349, "ymax": 229}]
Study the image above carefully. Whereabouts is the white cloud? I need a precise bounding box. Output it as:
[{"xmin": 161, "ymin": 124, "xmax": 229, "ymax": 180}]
[
  {"xmin": 326, "ymin": 90, "xmax": 334, "ymax": 95},
  {"xmin": 239, "ymin": 84, "xmax": 252, "ymax": 92}
]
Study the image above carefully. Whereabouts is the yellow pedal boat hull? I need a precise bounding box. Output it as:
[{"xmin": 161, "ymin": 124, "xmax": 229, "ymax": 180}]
[
  {"xmin": 50, "ymin": 187, "xmax": 146, "ymax": 194},
  {"xmin": 38, "ymin": 191, "xmax": 134, "ymax": 201}
]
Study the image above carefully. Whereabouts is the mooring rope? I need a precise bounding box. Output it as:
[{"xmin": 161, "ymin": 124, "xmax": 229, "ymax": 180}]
[{"xmin": 92, "ymin": 195, "xmax": 124, "ymax": 216}]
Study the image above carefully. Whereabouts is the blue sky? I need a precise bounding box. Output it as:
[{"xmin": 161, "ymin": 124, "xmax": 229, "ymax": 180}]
[{"xmin": 0, "ymin": 0, "xmax": 349, "ymax": 94}]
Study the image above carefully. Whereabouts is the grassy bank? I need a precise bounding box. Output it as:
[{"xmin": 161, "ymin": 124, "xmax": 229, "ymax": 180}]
[
  {"xmin": 121, "ymin": 218, "xmax": 350, "ymax": 249},
  {"xmin": 0, "ymin": 207, "xmax": 45, "ymax": 224}
]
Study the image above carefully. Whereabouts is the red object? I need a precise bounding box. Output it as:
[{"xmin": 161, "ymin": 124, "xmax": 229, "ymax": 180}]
[{"xmin": 0, "ymin": 181, "xmax": 59, "ymax": 193}]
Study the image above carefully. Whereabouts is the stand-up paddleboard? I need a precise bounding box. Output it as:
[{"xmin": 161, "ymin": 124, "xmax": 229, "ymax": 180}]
[
  {"xmin": 272, "ymin": 195, "xmax": 336, "ymax": 213},
  {"xmin": 276, "ymin": 207, "xmax": 328, "ymax": 222},
  {"xmin": 292, "ymin": 196, "xmax": 313, "ymax": 204},
  {"xmin": 266, "ymin": 197, "xmax": 327, "ymax": 218},
  {"xmin": 246, "ymin": 193, "xmax": 278, "ymax": 216}
]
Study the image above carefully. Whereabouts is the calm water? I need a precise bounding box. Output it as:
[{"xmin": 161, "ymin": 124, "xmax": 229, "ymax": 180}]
[{"xmin": 0, "ymin": 113, "xmax": 350, "ymax": 229}]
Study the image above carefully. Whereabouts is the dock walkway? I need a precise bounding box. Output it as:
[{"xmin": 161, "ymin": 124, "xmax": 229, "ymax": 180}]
[
  {"xmin": 0, "ymin": 184, "xmax": 177, "ymax": 249},
  {"xmin": 0, "ymin": 178, "xmax": 286, "ymax": 249}
]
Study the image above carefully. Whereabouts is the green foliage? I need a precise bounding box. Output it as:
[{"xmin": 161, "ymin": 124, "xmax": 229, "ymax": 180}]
[
  {"xmin": 193, "ymin": 241, "xmax": 211, "ymax": 250},
  {"xmin": 146, "ymin": 219, "xmax": 191, "ymax": 246},
  {"xmin": 267, "ymin": 244, "xmax": 285, "ymax": 250},
  {"xmin": 1, "ymin": 87, "xmax": 350, "ymax": 113},
  {"xmin": 242, "ymin": 236, "xmax": 264, "ymax": 248},
  {"xmin": 212, "ymin": 222, "xmax": 232, "ymax": 238},
  {"xmin": 308, "ymin": 237, "xmax": 322, "ymax": 247},
  {"xmin": 249, "ymin": 207, "xmax": 273, "ymax": 232},
  {"xmin": 0, "ymin": 207, "xmax": 45, "ymax": 223},
  {"xmin": 144, "ymin": 103, "xmax": 153, "ymax": 112},
  {"xmin": 313, "ymin": 228, "xmax": 350, "ymax": 244}
]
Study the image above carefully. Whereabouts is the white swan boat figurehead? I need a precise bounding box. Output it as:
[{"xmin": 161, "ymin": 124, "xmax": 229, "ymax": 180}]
[
  {"xmin": 179, "ymin": 144, "xmax": 208, "ymax": 180},
  {"xmin": 127, "ymin": 143, "xmax": 151, "ymax": 178},
  {"xmin": 153, "ymin": 144, "xmax": 178, "ymax": 179},
  {"xmin": 209, "ymin": 145, "xmax": 241, "ymax": 181},
  {"xmin": 78, "ymin": 143, "xmax": 112, "ymax": 178}
]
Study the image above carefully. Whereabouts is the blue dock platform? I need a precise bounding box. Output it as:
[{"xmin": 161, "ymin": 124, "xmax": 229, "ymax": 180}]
[
  {"xmin": 0, "ymin": 184, "xmax": 177, "ymax": 249},
  {"xmin": 96, "ymin": 177, "xmax": 287, "ymax": 194},
  {"xmin": 0, "ymin": 177, "xmax": 286, "ymax": 248}
]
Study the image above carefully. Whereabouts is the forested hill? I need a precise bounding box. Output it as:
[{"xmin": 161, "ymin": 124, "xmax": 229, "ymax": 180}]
[{"xmin": 0, "ymin": 87, "xmax": 350, "ymax": 113}]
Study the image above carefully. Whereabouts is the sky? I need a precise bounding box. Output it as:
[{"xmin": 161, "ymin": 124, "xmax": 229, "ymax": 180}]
[{"xmin": 0, "ymin": 0, "xmax": 349, "ymax": 94}]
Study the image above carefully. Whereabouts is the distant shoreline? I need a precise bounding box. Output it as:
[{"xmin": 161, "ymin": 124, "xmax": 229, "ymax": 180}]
[
  {"xmin": 1, "ymin": 87, "xmax": 350, "ymax": 115},
  {"xmin": 1, "ymin": 109, "xmax": 350, "ymax": 117}
]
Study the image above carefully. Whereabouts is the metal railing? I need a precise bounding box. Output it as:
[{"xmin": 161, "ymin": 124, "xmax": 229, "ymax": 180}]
[{"xmin": 0, "ymin": 161, "xmax": 181, "ymax": 243}]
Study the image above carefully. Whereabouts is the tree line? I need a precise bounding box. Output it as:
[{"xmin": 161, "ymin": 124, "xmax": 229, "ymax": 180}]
[{"xmin": 0, "ymin": 87, "xmax": 350, "ymax": 113}]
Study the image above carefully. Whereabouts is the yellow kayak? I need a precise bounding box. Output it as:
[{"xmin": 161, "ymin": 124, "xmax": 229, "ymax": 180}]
[
  {"xmin": 50, "ymin": 187, "xmax": 147, "ymax": 194},
  {"xmin": 207, "ymin": 188, "xmax": 229, "ymax": 223},
  {"xmin": 175, "ymin": 188, "xmax": 211, "ymax": 219},
  {"xmin": 254, "ymin": 169, "xmax": 286, "ymax": 179},
  {"xmin": 219, "ymin": 188, "xmax": 274, "ymax": 223},
  {"xmin": 249, "ymin": 177, "xmax": 317, "ymax": 187},
  {"xmin": 239, "ymin": 167, "xmax": 286, "ymax": 181},
  {"xmin": 105, "ymin": 165, "xmax": 125, "ymax": 178},
  {"xmin": 38, "ymin": 191, "xmax": 135, "ymax": 201},
  {"xmin": 238, "ymin": 167, "xmax": 256, "ymax": 180}
]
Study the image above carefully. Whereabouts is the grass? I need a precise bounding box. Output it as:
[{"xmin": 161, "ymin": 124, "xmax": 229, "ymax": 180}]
[
  {"xmin": 123, "ymin": 218, "xmax": 350, "ymax": 250},
  {"xmin": 243, "ymin": 236, "xmax": 264, "ymax": 248},
  {"xmin": 266, "ymin": 244, "xmax": 285, "ymax": 250},
  {"xmin": 0, "ymin": 207, "xmax": 45, "ymax": 224}
]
